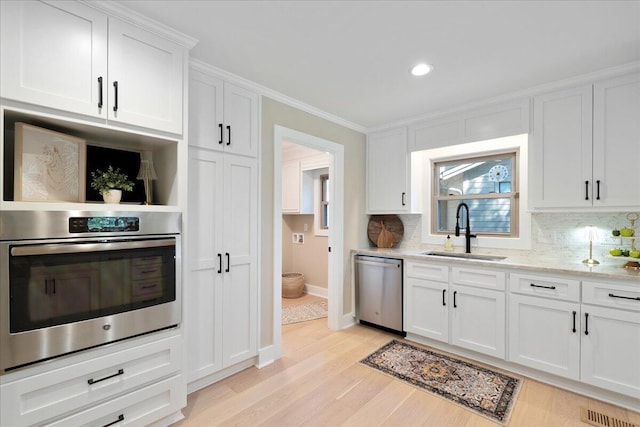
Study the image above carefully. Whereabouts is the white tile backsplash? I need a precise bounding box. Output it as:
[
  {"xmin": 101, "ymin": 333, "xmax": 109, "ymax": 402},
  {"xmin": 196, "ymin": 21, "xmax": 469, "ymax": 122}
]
[{"xmin": 394, "ymin": 212, "xmax": 638, "ymax": 257}]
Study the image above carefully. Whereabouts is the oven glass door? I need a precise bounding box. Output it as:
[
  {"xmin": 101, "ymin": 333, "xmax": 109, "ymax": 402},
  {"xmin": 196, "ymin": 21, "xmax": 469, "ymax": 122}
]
[{"xmin": 9, "ymin": 238, "xmax": 176, "ymax": 333}]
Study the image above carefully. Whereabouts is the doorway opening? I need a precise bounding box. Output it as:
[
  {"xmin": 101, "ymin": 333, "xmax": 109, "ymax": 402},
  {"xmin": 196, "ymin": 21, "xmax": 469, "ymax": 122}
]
[{"xmin": 273, "ymin": 125, "xmax": 345, "ymax": 360}]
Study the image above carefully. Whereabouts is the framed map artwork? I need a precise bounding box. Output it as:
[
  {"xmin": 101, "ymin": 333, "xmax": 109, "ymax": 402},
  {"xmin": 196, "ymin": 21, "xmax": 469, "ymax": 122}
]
[{"xmin": 14, "ymin": 123, "xmax": 86, "ymax": 202}]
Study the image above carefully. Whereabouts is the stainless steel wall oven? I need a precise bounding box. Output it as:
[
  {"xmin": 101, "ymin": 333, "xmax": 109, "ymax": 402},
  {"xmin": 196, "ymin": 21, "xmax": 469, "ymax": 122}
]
[{"xmin": 0, "ymin": 211, "xmax": 181, "ymax": 374}]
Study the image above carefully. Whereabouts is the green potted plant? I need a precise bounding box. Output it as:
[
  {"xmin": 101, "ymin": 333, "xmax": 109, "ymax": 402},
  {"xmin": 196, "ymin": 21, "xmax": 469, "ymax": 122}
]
[{"xmin": 90, "ymin": 166, "xmax": 135, "ymax": 204}]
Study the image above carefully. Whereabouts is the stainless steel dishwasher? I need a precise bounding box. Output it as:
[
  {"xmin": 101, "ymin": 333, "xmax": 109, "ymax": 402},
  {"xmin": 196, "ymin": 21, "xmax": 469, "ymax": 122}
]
[{"xmin": 355, "ymin": 255, "xmax": 404, "ymax": 335}]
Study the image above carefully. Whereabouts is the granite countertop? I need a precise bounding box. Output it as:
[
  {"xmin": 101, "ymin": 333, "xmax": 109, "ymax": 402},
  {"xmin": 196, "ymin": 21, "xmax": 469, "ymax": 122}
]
[{"xmin": 353, "ymin": 245, "xmax": 640, "ymax": 283}]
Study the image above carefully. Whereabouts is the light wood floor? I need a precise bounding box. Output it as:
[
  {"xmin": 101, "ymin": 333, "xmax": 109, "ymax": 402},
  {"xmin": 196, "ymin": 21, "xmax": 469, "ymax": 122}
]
[{"xmin": 176, "ymin": 307, "xmax": 639, "ymax": 426}]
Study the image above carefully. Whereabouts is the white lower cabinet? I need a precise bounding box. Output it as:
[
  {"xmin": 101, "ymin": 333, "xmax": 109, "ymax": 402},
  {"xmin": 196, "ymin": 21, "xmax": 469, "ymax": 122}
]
[
  {"xmin": 450, "ymin": 284, "xmax": 505, "ymax": 359},
  {"xmin": 404, "ymin": 261, "xmax": 449, "ymax": 342},
  {"xmin": 509, "ymin": 294, "xmax": 581, "ymax": 380},
  {"xmin": 0, "ymin": 334, "xmax": 183, "ymax": 427},
  {"xmin": 580, "ymin": 281, "xmax": 640, "ymax": 397},
  {"xmin": 404, "ymin": 262, "xmax": 505, "ymax": 359}
]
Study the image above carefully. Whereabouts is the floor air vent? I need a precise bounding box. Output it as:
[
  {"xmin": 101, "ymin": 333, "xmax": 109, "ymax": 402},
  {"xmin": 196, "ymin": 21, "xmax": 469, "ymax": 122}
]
[{"xmin": 581, "ymin": 408, "xmax": 637, "ymax": 427}]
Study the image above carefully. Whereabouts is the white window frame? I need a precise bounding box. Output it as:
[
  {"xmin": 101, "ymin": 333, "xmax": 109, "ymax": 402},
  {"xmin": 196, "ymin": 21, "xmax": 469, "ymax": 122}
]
[{"xmin": 419, "ymin": 134, "xmax": 531, "ymax": 250}]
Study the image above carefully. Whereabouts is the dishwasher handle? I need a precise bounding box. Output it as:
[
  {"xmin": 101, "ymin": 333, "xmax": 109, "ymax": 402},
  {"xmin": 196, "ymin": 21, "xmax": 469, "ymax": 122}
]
[{"xmin": 355, "ymin": 259, "xmax": 401, "ymax": 268}]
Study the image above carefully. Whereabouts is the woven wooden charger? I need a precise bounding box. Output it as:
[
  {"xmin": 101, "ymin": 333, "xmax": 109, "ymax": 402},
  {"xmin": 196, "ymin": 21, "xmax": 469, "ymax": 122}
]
[{"xmin": 367, "ymin": 215, "xmax": 404, "ymax": 248}]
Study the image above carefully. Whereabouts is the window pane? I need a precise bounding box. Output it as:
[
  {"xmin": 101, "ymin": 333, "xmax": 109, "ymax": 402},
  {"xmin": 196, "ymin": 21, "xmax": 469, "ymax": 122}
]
[
  {"xmin": 322, "ymin": 203, "xmax": 329, "ymax": 229},
  {"xmin": 437, "ymin": 198, "xmax": 511, "ymax": 233},
  {"xmin": 438, "ymin": 157, "xmax": 512, "ymax": 196}
]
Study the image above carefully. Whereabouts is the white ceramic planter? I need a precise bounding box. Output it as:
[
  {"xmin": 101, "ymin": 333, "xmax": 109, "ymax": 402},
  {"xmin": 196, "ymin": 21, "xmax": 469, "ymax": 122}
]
[{"xmin": 102, "ymin": 189, "xmax": 122, "ymax": 204}]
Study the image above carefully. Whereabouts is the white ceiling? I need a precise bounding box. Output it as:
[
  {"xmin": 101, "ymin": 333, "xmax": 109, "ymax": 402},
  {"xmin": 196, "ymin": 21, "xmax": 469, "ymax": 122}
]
[{"xmin": 117, "ymin": 1, "xmax": 640, "ymax": 130}]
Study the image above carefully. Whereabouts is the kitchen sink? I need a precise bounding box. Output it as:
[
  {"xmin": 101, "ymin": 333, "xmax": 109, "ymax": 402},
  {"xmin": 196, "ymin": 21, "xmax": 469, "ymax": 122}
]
[{"xmin": 420, "ymin": 251, "xmax": 507, "ymax": 261}]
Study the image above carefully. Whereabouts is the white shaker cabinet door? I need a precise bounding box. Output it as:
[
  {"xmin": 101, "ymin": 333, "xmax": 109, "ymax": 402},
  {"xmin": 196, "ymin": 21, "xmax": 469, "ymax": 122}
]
[
  {"xmin": 186, "ymin": 147, "xmax": 224, "ymax": 381},
  {"xmin": 508, "ymin": 294, "xmax": 581, "ymax": 380},
  {"xmin": 189, "ymin": 70, "xmax": 224, "ymax": 151},
  {"xmin": 593, "ymin": 72, "xmax": 640, "ymax": 208},
  {"xmin": 0, "ymin": 0, "xmax": 107, "ymax": 118},
  {"xmin": 223, "ymin": 82, "xmax": 259, "ymax": 157},
  {"xmin": 366, "ymin": 127, "xmax": 410, "ymax": 213},
  {"xmin": 404, "ymin": 276, "xmax": 449, "ymax": 343},
  {"xmin": 450, "ymin": 285, "xmax": 505, "ymax": 359},
  {"xmin": 581, "ymin": 304, "xmax": 640, "ymax": 397},
  {"xmin": 108, "ymin": 17, "xmax": 184, "ymax": 134},
  {"xmin": 530, "ymin": 85, "xmax": 593, "ymax": 208},
  {"xmin": 222, "ymin": 155, "xmax": 258, "ymax": 368}
]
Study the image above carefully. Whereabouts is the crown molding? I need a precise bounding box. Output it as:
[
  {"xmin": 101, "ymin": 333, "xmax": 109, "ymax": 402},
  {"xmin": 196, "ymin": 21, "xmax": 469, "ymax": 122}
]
[
  {"xmin": 190, "ymin": 59, "xmax": 367, "ymax": 134},
  {"xmin": 81, "ymin": 0, "xmax": 199, "ymax": 49},
  {"xmin": 369, "ymin": 60, "xmax": 640, "ymax": 133}
]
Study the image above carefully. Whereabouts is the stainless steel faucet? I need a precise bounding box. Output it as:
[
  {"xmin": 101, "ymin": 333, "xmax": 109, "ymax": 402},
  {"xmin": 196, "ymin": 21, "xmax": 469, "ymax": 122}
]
[{"xmin": 455, "ymin": 202, "xmax": 476, "ymax": 253}]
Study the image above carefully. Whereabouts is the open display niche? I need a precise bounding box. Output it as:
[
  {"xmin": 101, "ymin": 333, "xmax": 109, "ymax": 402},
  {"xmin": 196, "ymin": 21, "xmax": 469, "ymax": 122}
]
[{"xmin": 1, "ymin": 107, "xmax": 180, "ymax": 211}]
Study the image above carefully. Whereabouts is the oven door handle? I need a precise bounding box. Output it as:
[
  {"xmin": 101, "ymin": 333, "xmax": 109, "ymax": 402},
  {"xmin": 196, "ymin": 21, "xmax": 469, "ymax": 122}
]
[{"xmin": 10, "ymin": 239, "xmax": 175, "ymax": 256}]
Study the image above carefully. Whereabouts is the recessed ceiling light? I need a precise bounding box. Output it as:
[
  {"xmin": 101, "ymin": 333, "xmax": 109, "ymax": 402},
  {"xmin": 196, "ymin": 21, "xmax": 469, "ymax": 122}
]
[{"xmin": 411, "ymin": 63, "xmax": 433, "ymax": 76}]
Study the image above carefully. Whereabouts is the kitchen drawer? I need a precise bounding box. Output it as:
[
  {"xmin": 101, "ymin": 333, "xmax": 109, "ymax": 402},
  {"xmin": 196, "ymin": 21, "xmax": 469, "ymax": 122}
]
[
  {"xmin": 0, "ymin": 334, "xmax": 182, "ymax": 427},
  {"xmin": 582, "ymin": 281, "xmax": 640, "ymax": 312},
  {"xmin": 405, "ymin": 261, "xmax": 448, "ymax": 282},
  {"xmin": 44, "ymin": 375, "xmax": 184, "ymax": 427},
  {"xmin": 509, "ymin": 273, "xmax": 580, "ymax": 302},
  {"xmin": 451, "ymin": 267, "xmax": 505, "ymax": 291}
]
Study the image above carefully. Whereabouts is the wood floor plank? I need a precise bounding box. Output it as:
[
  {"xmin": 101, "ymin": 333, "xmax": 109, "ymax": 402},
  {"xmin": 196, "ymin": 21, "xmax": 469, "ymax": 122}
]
[{"xmin": 177, "ymin": 317, "xmax": 638, "ymax": 427}]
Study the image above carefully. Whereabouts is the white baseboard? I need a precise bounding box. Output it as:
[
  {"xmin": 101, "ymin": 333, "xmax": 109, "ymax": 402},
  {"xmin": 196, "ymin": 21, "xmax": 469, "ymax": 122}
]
[
  {"xmin": 258, "ymin": 344, "xmax": 277, "ymax": 368},
  {"xmin": 304, "ymin": 283, "xmax": 328, "ymax": 298},
  {"xmin": 341, "ymin": 313, "xmax": 356, "ymax": 330}
]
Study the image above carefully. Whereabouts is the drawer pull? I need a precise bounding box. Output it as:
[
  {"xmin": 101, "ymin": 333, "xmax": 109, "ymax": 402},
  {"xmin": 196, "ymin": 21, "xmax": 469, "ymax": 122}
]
[
  {"xmin": 608, "ymin": 293, "xmax": 640, "ymax": 301},
  {"xmin": 140, "ymin": 269, "xmax": 159, "ymax": 274},
  {"xmin": 453, "ymin": 290, "xmax": 457, "ymax": 308},
  {"xmin": 102, "ymin": 414, "xmax": 124, "ymax": 427},
  {"xmin": 141, "ymin": 283, "xmax": 157, "ymax": 289},
  {"xmin": 572, "ymin": 310, "xmax": 576, "ymax": 333},
  {"xmin": 88, "ymin": 368, "xmax": 124, "ymax": 385},
  {"xmin": 530, "ymin": 283, "xmax": 556, "ymax": 290},
  {"xmin": 442, "ymin": 289, "xmax": 446, "ymax": 306}
]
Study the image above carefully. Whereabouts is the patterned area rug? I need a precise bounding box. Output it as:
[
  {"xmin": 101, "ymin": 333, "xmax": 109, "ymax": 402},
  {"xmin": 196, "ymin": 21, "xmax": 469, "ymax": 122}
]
[
  {"xmin": 282, "ymin": 301, "xmax": 328, "ymax": 325},
  {"xmin": 360, "ymin": 340, "xmax": 521, "ymax": 425}
]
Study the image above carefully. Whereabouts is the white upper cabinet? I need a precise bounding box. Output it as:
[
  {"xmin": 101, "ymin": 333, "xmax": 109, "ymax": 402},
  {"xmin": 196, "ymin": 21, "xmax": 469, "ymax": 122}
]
[
  {"xmin": 531, "ymin": 85, "xmax": 593, "ymax": 208},
  {"xmin": 189, "ymin": 67, "xmax": 259, "ymax": 157},
  {"xmin": 107, "ymin": 18, "xmax": 184, "ymax": 134},
  {"xmin": 1, "ymin": 0, "xmax": 187, "ymax": 135},
  {"xmin": 530, "ymin": 71, "xmax": 640, "ymax": 209},
  {"xmin": 592, "ymin": 73, "xmax": 640, "ymax": 207},
  {"xmin": 0, "ymin": 1, "xmax": 107, "ymax": 118},
  {"xmin": 366, "ymin": 127, "xmax": 410, "ymax": 213}
]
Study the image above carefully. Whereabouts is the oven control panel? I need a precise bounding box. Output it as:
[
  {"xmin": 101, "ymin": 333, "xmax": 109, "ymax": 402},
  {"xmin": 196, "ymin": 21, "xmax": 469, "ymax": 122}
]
[{"xmin": 69, "ymin": 217, "xmax": 140, "ymax": 233}]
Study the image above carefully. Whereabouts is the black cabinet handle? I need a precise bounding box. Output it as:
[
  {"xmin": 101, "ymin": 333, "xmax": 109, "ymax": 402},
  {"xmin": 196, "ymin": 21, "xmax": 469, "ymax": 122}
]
[
  {"xmin": 88, "ymin": 368, "xmax": 124, "ymax": 385},
  {"xmin": 584, "ymin": 313, "xmax": 589, "ymax": 335},
  {"xmin": 225, "ymin": 252, "xmax": 230, "ymax": 272},
  {"xmin": 401, "ymin": 192, "xmax": 406, "ymax": 206},
  {"xmin": 44, "ymin": 278, "xmax": 48, "ymax": 294},
  {"xmin": 98, "ymin": 76, "xmax": 103, "ymax": 108},
  {"xmin": 442, "ymin": 289, "xmax": 446, "ymax": 306},
  {"xmin": 585, "ymin": 181, "xmax": 589, "ymax": 200},
  {"xmin": 530, "ymin": 283, "xmax": 556, "ymax": 290},
  {"xmin": 226, "ymin": 125, "xmax": 231, "ymax": 146},
  {"xmin": 572, "ymin": 311, "xmax": 576, "ymax": 333},
  {"xmin": 102, "ymin": 414, "xmax": 124, "ymax": 427},
  {"xmin": 113, "ymin": 81, "xmax": 118, "ymax": 112},
  {"xmin": 453, "ymin": 290, "xmax": 457, "ymax": 308},
  {"xmin": 217, "ymin": 253, "xmax": 222, "ymax": 274},
  {"xmin": 219, "ymin": 123, "xmax": 223, "ymax": 145},
  {"xmin": 51, "ymin": 278, "xmax": 56, "ymax": 294},
  {"xmin": 596, "ymin": 180, "xmax": 601, "ymax": 200},
  {"xmin": 608, "ymin": 293, "xmax": 640, "ymax": 301}
]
